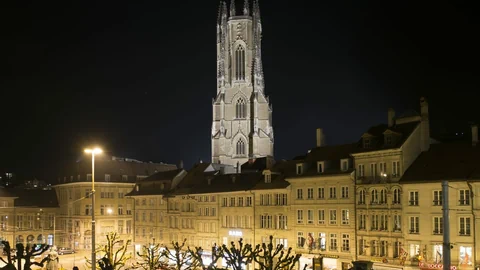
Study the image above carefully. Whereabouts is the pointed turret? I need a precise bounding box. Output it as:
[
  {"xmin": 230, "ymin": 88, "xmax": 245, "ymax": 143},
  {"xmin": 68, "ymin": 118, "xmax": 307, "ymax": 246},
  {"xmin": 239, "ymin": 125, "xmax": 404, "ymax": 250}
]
[
  {"xmin": 243, "ymin": 0, "xmax": 250, "ymax": 16},
  {"xmin": 252, "ymin": 0, "xmax": 264, "ymax": 92},
  {"xmin": 230, "ymin": 0, "xmax": 236, "ymax": 17}
]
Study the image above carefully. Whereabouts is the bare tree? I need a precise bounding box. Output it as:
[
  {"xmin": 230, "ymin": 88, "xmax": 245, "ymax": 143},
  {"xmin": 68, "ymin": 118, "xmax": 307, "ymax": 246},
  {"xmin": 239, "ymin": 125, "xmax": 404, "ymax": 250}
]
[
  {"xmin": 188, "ymin": 245, "xmax": 223, "ymax": 270},
  {"xmin": 86, "ymin": 232, "xmax": 132, "ymax": 270},
  {"xmin": 135, "ymin": 243, "xmax": 172, "ymax": 270},
  {"xmin": 162, "ymin": 239, "xmax": 198, "ymax": 270},
  {"xmin": 253, "ymin": 236, "xmax": 305, "ymax": 270},
  {"xmin": 0, "ymin": 241, "xmax": 50, "ymax": 270},
  {"xmin": 220, "ymin": 238, "xmax": 254, "ymax": 270}
]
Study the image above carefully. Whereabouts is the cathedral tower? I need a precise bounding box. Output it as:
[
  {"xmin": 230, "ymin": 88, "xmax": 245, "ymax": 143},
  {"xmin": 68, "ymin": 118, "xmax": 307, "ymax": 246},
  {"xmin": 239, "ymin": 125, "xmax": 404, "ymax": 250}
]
[{"xmin": 211, "ymin": 0, "xmax": 274, "ymax": 167}]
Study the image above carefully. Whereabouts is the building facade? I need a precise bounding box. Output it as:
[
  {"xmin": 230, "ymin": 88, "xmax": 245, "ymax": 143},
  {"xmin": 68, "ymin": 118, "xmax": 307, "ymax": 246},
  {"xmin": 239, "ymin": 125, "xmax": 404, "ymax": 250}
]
[
  {"xmin": 0, "ymin": 189, "xmax": 57, "ymax": 247},
  {"xmin": 53, "ymin": 155, "xmax": 176, "ymax": 250},
  {"xmin": 212, "ymin": 0, "xmax": 274, "ymax": 167},
  {"xmin": 351, "ymin": 98, "xmax": 431, "ymax": 270}
]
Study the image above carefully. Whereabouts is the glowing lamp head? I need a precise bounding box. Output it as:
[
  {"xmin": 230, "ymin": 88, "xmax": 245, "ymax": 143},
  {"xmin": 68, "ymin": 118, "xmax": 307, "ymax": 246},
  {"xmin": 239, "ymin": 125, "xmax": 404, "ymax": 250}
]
[
  {"xmin": 107, "ymin": 208, "xmax": 113, "ymax": 214},
  {"xmin": 84, "ymin": 148, "xmax": 103, "ymax": 154}
]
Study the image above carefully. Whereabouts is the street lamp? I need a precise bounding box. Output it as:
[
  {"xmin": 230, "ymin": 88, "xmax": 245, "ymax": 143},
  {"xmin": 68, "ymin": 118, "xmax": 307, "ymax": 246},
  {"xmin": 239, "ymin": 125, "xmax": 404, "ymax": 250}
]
[
  {"xmin": 106, "ymin": 208, "xmax": 113, "ymax": 215},
  {"xmin": 84, "ymin": 147, "xmax": 102, "ymax": 270}
]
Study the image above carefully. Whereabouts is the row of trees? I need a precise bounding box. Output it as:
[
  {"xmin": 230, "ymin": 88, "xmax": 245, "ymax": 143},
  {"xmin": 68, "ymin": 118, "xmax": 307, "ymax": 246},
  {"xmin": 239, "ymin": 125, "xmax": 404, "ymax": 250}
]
[{"xmin": 93, "ymin": 233, "xmax": 306, "ymax": 270}]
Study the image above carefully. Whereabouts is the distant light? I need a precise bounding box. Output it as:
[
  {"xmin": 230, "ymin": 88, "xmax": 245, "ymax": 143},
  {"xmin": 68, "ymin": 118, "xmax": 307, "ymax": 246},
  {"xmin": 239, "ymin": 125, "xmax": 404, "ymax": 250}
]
[{"xmin": 107, "ymin": 208, "xmax": 113, "ymax": 214}]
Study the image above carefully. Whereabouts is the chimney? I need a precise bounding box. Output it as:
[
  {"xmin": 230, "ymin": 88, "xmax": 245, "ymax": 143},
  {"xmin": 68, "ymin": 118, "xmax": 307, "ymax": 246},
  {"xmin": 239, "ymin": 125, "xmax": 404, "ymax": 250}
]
[
  {"xmin": 316, "ymin": 128, "xmax": 325, "ymax": 147},
  {"xmin": 388, "ymin": 108, "xmax": 395, "ymax": 127},
  {"xmin": 419, "ymin": 97, "xmax": 430, "ymax": 152},
  {"xmin": 472, "ymin": 125, "xmax": 478, "ymax": 146},
  {"xmin": 178, "ymin": 160, "xmax": 184, "ymax": 169}
]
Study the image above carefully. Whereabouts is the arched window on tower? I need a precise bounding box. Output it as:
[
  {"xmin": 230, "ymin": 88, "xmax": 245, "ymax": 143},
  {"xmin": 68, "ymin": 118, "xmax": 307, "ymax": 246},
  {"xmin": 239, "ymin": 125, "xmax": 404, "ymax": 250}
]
[
  {"xmin": 235, "ymin": 45, "xmax": 245, "ymax": 81},
  {"xmin": 236, "ymin": 139, "xmax": 246, "ymax": 156},
  {"xmin": 236, "ymin": 98, "xmax": 247, "ymax": 119}
]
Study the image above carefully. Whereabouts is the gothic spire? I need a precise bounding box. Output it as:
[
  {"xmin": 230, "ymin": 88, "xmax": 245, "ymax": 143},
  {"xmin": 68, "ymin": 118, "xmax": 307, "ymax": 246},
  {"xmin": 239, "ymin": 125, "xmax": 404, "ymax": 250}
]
[
  {"xmin": 217, "ymin": 1, "xmax": 223, "ymax": 25},
  {"xmin": 243, "ymin": 0, "xmax": 250, "ymax": 16},
  {"xmin": 230, "ymin": 0, "xmax": 236, "ymax": 17}
]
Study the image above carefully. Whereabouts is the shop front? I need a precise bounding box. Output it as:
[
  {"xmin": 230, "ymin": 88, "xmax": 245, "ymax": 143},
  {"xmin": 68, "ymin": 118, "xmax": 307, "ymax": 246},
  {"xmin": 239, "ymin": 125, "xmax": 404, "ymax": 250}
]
[{"xmin": 299, "ymin": 254, "xmax": 351, "ymax": 270}]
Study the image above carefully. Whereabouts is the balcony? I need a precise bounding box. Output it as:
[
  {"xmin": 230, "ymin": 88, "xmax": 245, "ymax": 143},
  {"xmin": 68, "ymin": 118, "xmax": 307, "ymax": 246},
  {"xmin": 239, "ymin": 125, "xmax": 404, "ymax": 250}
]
[
  {"xmin": 342, "ymin": 247, "xmax": 350, "ymax": 252},
  {"xmin": 459, "ymin": 230, "xmax": 471, "ymax": 236},
  {"xmin": 356, "ymin": 175, "xmax": 398, "ymax": 184},
  {"xmin": 433, "ymin": 230, "xmax": 443, "ymax": 235}
]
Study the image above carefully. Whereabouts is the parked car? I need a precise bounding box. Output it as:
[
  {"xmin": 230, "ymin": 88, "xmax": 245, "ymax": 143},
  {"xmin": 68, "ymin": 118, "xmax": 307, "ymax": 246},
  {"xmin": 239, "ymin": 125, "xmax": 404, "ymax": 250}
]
[{"xmin": 57, "ymin": 247, "xmax": 75, "ymax": 255}]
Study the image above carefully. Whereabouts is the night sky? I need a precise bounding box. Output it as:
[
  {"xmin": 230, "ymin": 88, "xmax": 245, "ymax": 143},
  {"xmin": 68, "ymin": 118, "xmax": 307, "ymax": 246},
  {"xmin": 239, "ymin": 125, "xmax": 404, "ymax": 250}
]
[{"xmin": 1, "ymin": 0, "xmax": 479, "ymax": 181}]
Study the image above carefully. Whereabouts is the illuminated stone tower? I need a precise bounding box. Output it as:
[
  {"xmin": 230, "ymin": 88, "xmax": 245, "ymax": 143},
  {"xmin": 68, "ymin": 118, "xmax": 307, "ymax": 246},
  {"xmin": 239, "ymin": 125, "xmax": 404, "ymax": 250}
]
[{"xmin": 211, "ymin": 0, "xmax": 274, "ymax": 167}]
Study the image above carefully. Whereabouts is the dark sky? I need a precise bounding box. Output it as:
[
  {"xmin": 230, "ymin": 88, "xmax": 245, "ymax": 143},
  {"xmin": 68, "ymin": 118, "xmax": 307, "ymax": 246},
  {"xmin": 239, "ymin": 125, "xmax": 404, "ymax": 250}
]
[{"xmin": 1, "ymin": 0, "xmax": 479, "ymax": 181}]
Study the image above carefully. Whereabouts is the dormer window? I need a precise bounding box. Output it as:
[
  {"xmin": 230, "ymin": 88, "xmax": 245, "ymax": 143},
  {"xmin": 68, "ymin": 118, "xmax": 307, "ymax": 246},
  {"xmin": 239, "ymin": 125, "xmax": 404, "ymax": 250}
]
[
  {"xmin": 135, "ymin": 185, "xmax": 139, "ymax": 192},
  {"xmin": 207, "ymin": 178, "xmax": 212, "ymax": 185},
  {"xmin": 363, "ymin": 138, "xmax": 371, "ymax": 148},
  {"xmin": 296, "ymin": 164, "xmax": 304, "ymax": 175},
  {"xmin": 160, "ymin": 183, "xmax": 165, "ymax": 190},
  {"xmin": 385, "ymin": 135, "xmax": 392, "ymax": 146},
  {"xmin": 263, "ymin": 171, "xmax": 272, "ymax": 183},
  {"xmin": 341, "ymin": 159, "xmax": 349, "ymax": 172},
  {"xmin": 317, "ymin": 162, "xmax": 325, "ymax": 173}
]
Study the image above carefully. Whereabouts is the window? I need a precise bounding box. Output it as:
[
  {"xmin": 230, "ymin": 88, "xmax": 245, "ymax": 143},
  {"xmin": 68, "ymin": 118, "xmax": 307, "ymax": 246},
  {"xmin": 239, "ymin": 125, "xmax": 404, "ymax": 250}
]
[
  {"xmin": 318, "ymin": 188, "xmax": 325, "ymax": 199},
  {"xmin": 358, "ymin": 164, "xmax": 365, "ymax": 177},
  {"xmin": 370, "ymin": 163, "xmax": 377, "ymax": 177},
  {"xmin": 329, "ymin": 210, "xmax": 337, "ymax": 225},
  {"xmin": 371, "ymin": 215, "xmax": 379, "ymax": 230},
  {"xmin": 246, "ymin": 196, "xmax": 252, "ymax": 206},
  {"xmin": 341, "ymin": 159, "xmax": 348, "ymax": 171},
  {"xmin": 409, "ymin": 216, "xmax": 419, "ymax": 233},
  {"xmin": 341, "ymin": 210, "xmax": 349, "ymax": 225},
  {"xmin": 260, "ymin": 215, "xmax": 272, "ymax": 229},
  {"xmin": 459, "ymin": 246, "xmax": 472, "ymax": 266},
  {"xmin": 297, "ymin": 232, "xmax": 304, "ymax": 248},
  {"xmin": 307, "ymin": 210, "xmax": 314, "ymax": 224},
  {"xmin": 342, "ymin": 234, "xmax": 350, "ymax": 251},
  {"xmin": 380, "ymin": 241, "xmax": 387, "ymax": 257},
  {"xmin": 341, "ymin": 187, "xmax": 349, "ymax": 198},
  {"xmin": 297, "ymin": 210, "xmax": 303, "ymax": 224},
  {"xmin": 380, "ymin": 189, "xmax": 387, "ymax": 204},
  {"xmin": 238, "ymin": 197, "xmax": 244, "ymax": 207},
  {"xmin": 275, "ymin": 238, "xmax": 288, "ymax": 249},
  {"xmin": 459, "ymin": 190, "xmax": 470, "ymax": 205},
  {"xmin": 264, "ymin": 173, "xmax": 271, "ymax": 183},
  {"xmin": 318, "ymin": 233, "xmax": 326, "ymax": 250},
  {"xmin": 318, "ymin": 210, "xmax": 325, "ymax": 224},
  {"xmin": 122, "ymin": 175, "xmax": 128, "ymax": 181},
  {"xmin": 371, "ymin": 240, "xmax": 378, "ymax": 256},
  {"xmin": 105, "ymin": 174, "xmax": 111, "ymax": 182},
  {"xmin": 380, "ymin": 214, "xmax": 388, "ymax": 230},
  {"xmin": 329, "ymin": 187, "xmax": 336, "ymax": 199},
  {"xmin": 236, "ymin": 138, "xmax": 246, "ymax": 156},
  {"xmin": 235, "ymin": 97, "xmax": 247, "ymax": 118},
  {"xmin": 359, "ymin": 214, "xmax": 366, "ymax": 230},
  {"xmin": 363, "ymin": 138, "xmax": 371, "ymax": 148},
  {"xmin": 275, "ymin": 194, "xmax": 287, "ymax": 205},
  {"xmin": 359, "ymin": 239, "xmax": 366, "ymax": 255},
  {"xmin": 230, "ymin": 197, "xmax": 235, "ymax": 207},
  {"xmin": 393, "ymin": 188, "xmax": 401, "ymax": 204},
  {"xmin": 433, "ymin": 190, "xmax": 443, "ymax": 206},
  {"xmin": 317, "ymin": 162, "xmax": 324, "ymax": 173},
  {"xmin": 386, "ymin": 136, "xmax": 392, "ymax": 145},
  {"xmin": 433, "ymin": 217, "xmax": 443, "ymax": 234},
  {"xmin": 359, "ymin": 190, "xmax": 366, "ymax": 204},
  {"xmin": 117, "ymin": 220, "xmax": 123, "ymax": 234},
  {"xmin": 235, "ymin": 45, "xmax": 245, "ymax": 80},
  {"xmin": 118, "ymin": 205, "xmax": 124, "ymax": 215},
  {"xmin": 379, "ymin": 162, "xmax": 387, "ymax": 175},
  {"xmin": 392, "ymin": 161, "xmax": 400, "ymax": 176},
  {"xmin": 307, "ymin": 188, "xmax": 314, "ymax": 199},
  {"xmin": 296, "ymin": 164, "xmax": 303, "ymax": 175},
  {"xmin": 459, "ymin": 217, "xmax": 471, "ymax": 235},
  {"xmin": 85, "ymin": 204, "xmax": 92, "ymax": 215},
  {"xmin": 409, "ymin": 191, "xmax": 419, "ymax": 206},
  {"xmin": 394, "ymin": 242, "xmax": 402, "ymax": 258},
  {"xmin": 393, "ymin": 215, "xmax": 401, "ymax": 231},
  {"xmin": 297, "ymin": 189, "xmax": 303, "ymax": 199},
  {"xmin": 278, "ymin": 215, "xmax": 287, "ymax": 229},
  {"xmin": 371, "ymin": 189, "xmax": 378, "ymax": 204},
  {"xmin": 329, "ymin": 233, "xmax": 337, "ymax": 251}
]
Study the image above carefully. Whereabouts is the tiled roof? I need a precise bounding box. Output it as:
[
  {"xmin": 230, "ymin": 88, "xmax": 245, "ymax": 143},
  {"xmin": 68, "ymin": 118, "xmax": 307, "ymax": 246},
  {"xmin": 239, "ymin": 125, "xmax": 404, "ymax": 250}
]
[
  {"xmin": 276, "ymin": 143, "xmax": 357, "ymax": 178},
  {"xmin": 57, "ymin": 156, "xmax": 177, "ymax": 184},
  {"xmin": 400, "ymin": 143, "xmax": 480, "ymax": 183},
  {"xmin": 352, "ymin": 121, "xmax": 420, "ymax": 153},
  {"xmin": 0, "ymin": 188, "xmax": 17, "ymax": 198},
  {"xmin": 10, "ymin": 189, "xmax": 59, "ymax": 208},
  {"xmin": 125, "ymin": 169, "xmax": 185, "ymax": 196}
]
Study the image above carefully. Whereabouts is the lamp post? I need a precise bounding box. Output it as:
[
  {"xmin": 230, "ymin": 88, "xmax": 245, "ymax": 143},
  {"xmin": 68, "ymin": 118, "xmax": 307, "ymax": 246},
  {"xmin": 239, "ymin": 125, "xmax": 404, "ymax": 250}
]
[{"xmin": 85, "ymin": 147, "xmax": 102, "ymax": 270}]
